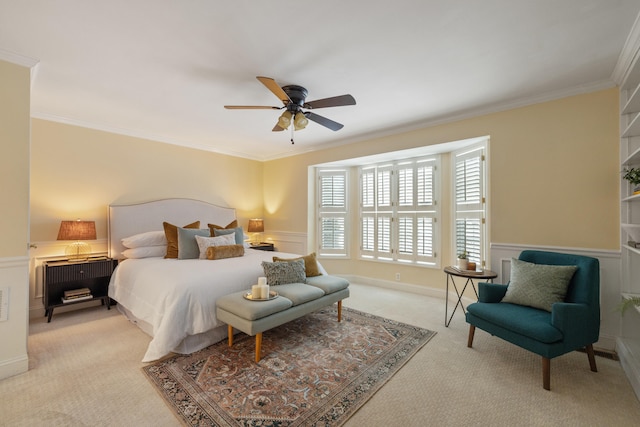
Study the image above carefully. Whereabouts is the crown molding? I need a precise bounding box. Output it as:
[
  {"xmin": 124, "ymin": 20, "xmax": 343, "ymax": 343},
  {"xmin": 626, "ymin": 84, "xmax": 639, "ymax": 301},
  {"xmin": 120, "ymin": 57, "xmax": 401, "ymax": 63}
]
[
  {"xmin": 0, "ymin": 48, "xmax": 39, "ymax": 68},
  {"xmin": 612, "ymin": 11, "xmax": 640, "ymax": 85}
]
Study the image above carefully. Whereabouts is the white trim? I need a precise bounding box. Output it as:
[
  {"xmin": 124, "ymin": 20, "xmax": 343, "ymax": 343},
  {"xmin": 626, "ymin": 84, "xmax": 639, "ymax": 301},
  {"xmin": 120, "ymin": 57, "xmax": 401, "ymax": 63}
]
[
  {"xmin": 612, "ymin": 11, "xmax": 640, "ymax": 85},
  {"xmin": 0, "ymin": 48, "xmax": 39, "ymax": 68},
  {"xmin": 0, "ymin": 354, "xmax": 29, "ymax": 381},
  {"xmin": 264, "ymin": 231, "xmax": 307, "ymax": 255}
]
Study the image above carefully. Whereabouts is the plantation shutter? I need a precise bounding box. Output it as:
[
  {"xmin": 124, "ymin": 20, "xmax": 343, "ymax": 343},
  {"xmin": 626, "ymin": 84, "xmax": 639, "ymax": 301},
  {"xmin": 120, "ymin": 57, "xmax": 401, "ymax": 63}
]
[
  {"xmin": 318, "ymin": 170, "xmax": 348, "ymax": 256},
  {"xmin": 454, "ymin": 146, "xmax": 485, "ymax": 266}
]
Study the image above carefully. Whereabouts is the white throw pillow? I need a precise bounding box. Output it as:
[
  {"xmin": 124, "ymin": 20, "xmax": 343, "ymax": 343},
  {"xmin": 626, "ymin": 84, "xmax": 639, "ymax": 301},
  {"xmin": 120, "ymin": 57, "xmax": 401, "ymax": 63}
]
[
  {"xmin": 122, "ymin": 246, "xmax": 167, "ymax": 259},
  {"xmin": 195, "ymin": 234, "xmax": 236, "ymax": 259},
  {"xmin": 121, "ymin": 230, "xmax": 167, "ymax": 248}
]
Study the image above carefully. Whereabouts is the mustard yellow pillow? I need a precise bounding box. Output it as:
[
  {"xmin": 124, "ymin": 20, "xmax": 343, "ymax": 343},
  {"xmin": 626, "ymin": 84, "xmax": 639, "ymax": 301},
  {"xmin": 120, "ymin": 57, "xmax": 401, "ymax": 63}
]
[
  {"xmin": 272, "ymin": 252, "xmax": 321, "ymax": 277},
  {"xmin": 206, "ymin": 244, "xmax": 245, "ymax": 260},
  {"xmin": 163, "ymin": 221, "xmax": 200, "ymax": 259}
]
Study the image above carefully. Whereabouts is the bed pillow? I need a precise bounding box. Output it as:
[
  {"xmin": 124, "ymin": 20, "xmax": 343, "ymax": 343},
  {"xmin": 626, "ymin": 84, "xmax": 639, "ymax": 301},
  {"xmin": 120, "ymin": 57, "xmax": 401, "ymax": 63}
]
[
  {"xmin": 122, "ymin": 246, "xmax": 166, "ymax": 259},
  {"xmin": 206, "ymin": 244, "xmax": 245, "ymax": 260},
  {"xmin": 177, "ymin": 227, "xmax": 212, "ymax": 259},
  {"xmin": 272, "ymin": 252, "xmax": 321, "ymax": 277},
  {"xmin": 261, "ymin": 260, "xmax": 306, "ymax": 286},
  {"xmin": 194, "ymin": 234, "xmax": 236, "ymax": 259},
  {"xmin": 163, "ymin": 221, "xmax": 200, "ymax": 259},
  {"xmin": 501, "ymin": 258, "xmax": 578, "ymax": 312},
  {"xmin": 213, "ymin": 226, "xmax": 244, "ymax": 245},
  {"xmin": 121, "ymin": 230, "xmax": 167, "ymax": 248},
  {"xmin": 207, "ymin": 220, "xmax": 238, "ymax": 232}
]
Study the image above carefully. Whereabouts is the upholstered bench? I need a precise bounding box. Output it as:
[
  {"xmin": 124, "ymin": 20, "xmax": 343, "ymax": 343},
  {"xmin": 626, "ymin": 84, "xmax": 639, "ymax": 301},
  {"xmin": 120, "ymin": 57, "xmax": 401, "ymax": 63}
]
[{"xmin": 216, "ymin": 275, "xmax": 349, "ymax": 362}]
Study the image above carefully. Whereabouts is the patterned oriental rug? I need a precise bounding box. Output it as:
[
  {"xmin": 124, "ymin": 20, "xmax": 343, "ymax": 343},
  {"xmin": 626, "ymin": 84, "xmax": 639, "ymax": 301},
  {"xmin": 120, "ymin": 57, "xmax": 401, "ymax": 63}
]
[{"xmin": 143, "ymin": 307, "xmax": 436, "ymax": 426}]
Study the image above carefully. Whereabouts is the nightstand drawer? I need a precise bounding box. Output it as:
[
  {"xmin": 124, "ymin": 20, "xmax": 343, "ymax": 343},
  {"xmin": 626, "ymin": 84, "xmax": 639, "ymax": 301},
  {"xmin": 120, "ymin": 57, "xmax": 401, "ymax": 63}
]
[{"xmin": 45, "ymin": 260, "xmax": 115, "ymax": 284}]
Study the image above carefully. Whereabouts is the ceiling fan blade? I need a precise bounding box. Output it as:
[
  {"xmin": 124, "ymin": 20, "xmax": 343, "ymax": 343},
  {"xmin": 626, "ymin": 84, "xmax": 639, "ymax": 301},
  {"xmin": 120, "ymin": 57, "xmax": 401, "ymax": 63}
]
[
  {"xmin": 257, "ymin": 76, "xmax": 291, "ymax": 105},
  {"xmin": 224, "ymin": 105, "xmax": 281, "ymax": 110},
  {"xmin": 272, "ymin": 123, "xmax": 285, "ymax": 132},
  {"xmin": 306, "ymin": 112, "xmax": 344, "ymax": 131},
  {"xmin": 304, "ymin": 94, "xmax": 356, "ymax": 109}
]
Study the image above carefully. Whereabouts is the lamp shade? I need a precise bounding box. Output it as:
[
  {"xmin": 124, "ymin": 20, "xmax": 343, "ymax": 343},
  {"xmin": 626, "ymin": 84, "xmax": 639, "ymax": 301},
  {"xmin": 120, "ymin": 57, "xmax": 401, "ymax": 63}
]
[
  {"xmin": 247, "ymin": 219, "xmax": 264, "ymax": 233},
  {"xmin": 57, "ymin": 220, "xmax": 97, "ymax": 241}
]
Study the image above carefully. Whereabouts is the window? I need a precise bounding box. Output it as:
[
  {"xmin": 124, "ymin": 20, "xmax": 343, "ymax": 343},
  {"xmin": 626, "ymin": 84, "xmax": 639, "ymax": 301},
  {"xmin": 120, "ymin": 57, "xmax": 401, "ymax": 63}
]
[
  {"xmin": 453, "ymin": 145, "xmax": 487, "ymax": 267},
  {"xmin": 359, "ymin": 157, "xmax": 439, "ymax": 265},
  {"xmin": 317, "ymin": 170, "xmax": 348, "ymax": 256}
]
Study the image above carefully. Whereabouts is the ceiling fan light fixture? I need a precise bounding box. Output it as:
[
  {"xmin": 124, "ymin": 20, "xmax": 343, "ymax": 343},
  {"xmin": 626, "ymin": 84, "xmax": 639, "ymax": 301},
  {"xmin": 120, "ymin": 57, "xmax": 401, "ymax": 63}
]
[
  {"xmin": 278, "ymin": 111, "xmax": 293, "ymax": 129},
  {"xmin": 293, "ymin": 112, "xmax": 309, "ymax": 130}
]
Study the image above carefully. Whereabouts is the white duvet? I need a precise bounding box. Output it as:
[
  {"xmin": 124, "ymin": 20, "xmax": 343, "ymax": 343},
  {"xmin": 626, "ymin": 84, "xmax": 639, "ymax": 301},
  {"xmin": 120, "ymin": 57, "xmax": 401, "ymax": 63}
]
[{"xmin": 108, "ymin": 250, "xmax": 316, "ymax": 362}]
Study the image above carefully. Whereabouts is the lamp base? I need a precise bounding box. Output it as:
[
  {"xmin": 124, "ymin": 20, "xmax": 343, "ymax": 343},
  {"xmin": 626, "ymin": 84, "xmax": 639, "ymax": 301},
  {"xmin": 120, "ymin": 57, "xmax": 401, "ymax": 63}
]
[{"xmin": 65, "ymin": 242, "xmax": 92, "ymax": 261}]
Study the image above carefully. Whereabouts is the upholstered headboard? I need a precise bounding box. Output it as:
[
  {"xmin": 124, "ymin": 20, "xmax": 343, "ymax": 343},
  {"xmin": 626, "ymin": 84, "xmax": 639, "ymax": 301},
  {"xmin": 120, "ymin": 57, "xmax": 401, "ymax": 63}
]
[{"xmin": 108, "ymin": 198, "xmax": 237, "ymax": 259}]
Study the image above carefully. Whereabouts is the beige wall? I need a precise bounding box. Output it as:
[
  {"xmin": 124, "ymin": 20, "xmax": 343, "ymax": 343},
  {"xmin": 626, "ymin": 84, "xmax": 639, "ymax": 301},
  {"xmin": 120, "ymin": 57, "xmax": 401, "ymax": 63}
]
[
  {"xmin": 263, "ymin": 88, "xmax": 620, "ymax": 288},
  {"xmin": 0, "ymin": 59, "xmax": 31, "ymax": 379},
  {"xmin": 30, "ymin": 119, "xmax": 264, "ymax": 242}
]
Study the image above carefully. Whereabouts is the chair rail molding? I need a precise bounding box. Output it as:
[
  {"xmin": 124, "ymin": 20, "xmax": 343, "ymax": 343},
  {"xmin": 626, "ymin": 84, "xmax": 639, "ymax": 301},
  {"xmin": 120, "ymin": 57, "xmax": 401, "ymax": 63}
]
[{"xmin": 491, "ymin": 242, "xmax": 621, "ymax": 351}]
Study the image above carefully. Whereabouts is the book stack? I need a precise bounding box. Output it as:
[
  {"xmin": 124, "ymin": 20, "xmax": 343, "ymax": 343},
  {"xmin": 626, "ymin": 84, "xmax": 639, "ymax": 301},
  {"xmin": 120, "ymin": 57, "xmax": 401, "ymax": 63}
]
[{"xmin": 62, "ymin": 288, "xmax": 93, "ymax": 303}]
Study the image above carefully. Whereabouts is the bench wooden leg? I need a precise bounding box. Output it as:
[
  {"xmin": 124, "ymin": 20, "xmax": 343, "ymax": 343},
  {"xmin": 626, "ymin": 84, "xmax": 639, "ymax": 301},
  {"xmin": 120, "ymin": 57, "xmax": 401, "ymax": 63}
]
[
  {"xmin": 228, "ymin": 325, "xmax": 233, "ymax": 347},
  {"xmin": 337, "ymin": 300, "xmax": 343, "ymax": 322},
  {"xmin": 255, "ymin": 332, "xmax": 263, "ymax": 363}
]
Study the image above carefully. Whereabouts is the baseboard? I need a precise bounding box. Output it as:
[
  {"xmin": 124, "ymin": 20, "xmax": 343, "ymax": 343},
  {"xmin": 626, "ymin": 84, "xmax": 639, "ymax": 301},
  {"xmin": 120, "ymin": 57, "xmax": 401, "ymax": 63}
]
[{"xmin": 0, "ymin": 353, "xmax": 28, "ymax": 380}]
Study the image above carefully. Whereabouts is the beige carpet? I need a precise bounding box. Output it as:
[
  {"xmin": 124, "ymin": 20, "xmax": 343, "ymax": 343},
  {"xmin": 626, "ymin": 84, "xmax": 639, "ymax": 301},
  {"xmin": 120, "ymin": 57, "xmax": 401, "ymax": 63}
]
[{"xmin": 2, "ymin": 283, "xmax": 640, "ymax": 426}]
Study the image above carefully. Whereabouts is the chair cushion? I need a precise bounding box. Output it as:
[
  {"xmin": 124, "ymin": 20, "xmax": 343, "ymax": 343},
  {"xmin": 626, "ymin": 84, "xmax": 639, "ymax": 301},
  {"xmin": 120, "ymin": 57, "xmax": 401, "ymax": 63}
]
[
  {"xmin": 467, "ymin": 302, "xmax": 563, "ymax": 343},
  {"xmin": 273, "ymin": 283, "xmax": 325, "ymax": 306},
  {"xmin": 305, "ymin": 275, "xmax": 349, "ymax": 295},
  {"xmin": 501, "ymin": 258, "xmax": 577, "ymax": 312}
]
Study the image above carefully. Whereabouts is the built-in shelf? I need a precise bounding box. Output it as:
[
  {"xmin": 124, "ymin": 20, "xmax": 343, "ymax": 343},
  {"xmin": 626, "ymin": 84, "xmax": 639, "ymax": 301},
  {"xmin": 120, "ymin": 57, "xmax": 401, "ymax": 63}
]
[
  {"xmin": 623, "ymin": 112, "xmax": 640, "ymax": 138},
  {"xmin": 622, "ymin": 146, "xmax": 640, "ymax": 165},
  {"xmin": 623, "ymin": 84, "xmax": 640, "ymax": 115},
  {"xmin": 622, "ymin": 193, "xmax": 640, "ymax": 203}
]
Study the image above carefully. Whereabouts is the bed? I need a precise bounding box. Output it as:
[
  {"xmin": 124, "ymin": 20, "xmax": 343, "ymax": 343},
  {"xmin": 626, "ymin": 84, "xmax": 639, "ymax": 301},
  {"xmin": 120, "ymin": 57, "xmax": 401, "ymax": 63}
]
[{"xmin": 107, "ymin": 198, "xmax": 320, "ymax": 362}]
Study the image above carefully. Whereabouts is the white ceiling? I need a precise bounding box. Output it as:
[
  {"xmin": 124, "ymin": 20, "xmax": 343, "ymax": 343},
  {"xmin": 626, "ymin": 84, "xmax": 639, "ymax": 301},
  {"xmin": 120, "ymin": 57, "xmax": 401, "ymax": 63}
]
[{"xmin": 1, "ymin": 1, "xmax": 639, "ymax": 161}]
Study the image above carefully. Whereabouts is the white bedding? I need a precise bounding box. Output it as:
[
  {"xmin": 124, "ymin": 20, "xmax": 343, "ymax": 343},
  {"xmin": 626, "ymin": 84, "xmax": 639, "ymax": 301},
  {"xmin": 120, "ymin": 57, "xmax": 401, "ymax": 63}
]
[{"xmin": 108, "ymin": 249, "xmax": 320, "ymax": 362}]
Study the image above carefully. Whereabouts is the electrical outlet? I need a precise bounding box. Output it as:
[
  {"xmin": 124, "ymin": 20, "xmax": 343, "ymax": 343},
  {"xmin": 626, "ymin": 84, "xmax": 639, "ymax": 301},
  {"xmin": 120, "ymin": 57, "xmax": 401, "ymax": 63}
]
[{"xmin": 395, "ymin": 273, "xmax": 401, "ymax": 281}]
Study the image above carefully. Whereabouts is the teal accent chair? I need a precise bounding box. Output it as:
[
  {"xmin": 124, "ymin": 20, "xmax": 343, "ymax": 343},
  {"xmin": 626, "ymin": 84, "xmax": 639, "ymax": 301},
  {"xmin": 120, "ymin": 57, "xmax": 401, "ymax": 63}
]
[{"xmin": 466, "ymin": 250, "xmax": 600, "ymax": 390}]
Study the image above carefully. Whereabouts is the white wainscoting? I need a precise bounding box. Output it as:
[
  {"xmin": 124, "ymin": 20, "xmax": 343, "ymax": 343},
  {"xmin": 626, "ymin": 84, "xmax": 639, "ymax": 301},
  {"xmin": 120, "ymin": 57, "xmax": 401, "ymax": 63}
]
[
  {"xmin": 0, "ymin": 256, "xmax": 29, "ymax": 379},
  {"xmin": 490, "ymin": 243, "xmax": 621, "ymax": 351},
  {"xmin": 263, "ymin": 231, "xmax": 308, "ymax": 255}
]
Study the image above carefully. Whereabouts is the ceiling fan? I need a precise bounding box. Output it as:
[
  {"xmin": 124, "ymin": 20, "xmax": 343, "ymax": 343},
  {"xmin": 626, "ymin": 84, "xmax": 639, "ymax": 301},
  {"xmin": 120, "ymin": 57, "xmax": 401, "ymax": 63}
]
[{"xmin": 224, "ymin": 76, "xmax": 356, "ymax": 141}]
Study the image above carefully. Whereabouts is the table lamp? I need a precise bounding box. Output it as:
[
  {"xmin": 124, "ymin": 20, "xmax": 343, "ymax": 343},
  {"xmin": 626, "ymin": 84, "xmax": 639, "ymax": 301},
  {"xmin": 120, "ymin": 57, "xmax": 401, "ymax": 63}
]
[
  {"xmin": 247, "ymin": 219, "xmax": 264, "ymax": 244},
  {"xmin": 57, "ymin": 219, "xmax": 97, "ymax": 261}
]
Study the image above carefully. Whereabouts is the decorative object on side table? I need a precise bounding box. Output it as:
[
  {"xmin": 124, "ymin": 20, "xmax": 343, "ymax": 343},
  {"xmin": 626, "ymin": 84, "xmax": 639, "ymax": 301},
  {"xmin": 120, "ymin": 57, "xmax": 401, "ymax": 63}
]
[
  {"xmin": 618, "ymin": 295, "xmax": 640, "ymax": 315},
  {"xmin": 456, "ymin": 250, "xmax": 468, "ymax": 270},
  {"xmin": 250, "ymin": 242, "xmax": 274, "ymax": 251},
  {"xmin": 57, "ymin": 219, "xmax": 97, "ymax": 261}
]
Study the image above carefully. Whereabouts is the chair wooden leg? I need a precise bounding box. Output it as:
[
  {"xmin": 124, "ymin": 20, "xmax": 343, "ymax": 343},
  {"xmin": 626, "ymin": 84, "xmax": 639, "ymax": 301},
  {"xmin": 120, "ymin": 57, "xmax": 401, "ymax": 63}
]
[
  {"xmin": 542, "ymin": 357, "xmax": 551, "ymax": 390},
  {"xmin": 467, "ymin": 325, "xmax": 476, "ymax": 348},
  {"xmin": 586, "ymin": 344, "xmax": 598, "ymax": 372},
  {"xmin": 228, "ymin": 325, "xmax": 233, "ymax": 347},
  {"xmin": 255, "ymin": 332, "xmax": 263, "ymax": 363}
]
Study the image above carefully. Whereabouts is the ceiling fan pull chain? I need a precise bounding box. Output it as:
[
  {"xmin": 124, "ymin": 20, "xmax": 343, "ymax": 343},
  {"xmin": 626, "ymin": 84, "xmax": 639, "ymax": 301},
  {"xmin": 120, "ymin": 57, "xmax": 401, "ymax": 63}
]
[{"xmin": 291, "ymin": 124, "xmax": 295, "ymax": 144}]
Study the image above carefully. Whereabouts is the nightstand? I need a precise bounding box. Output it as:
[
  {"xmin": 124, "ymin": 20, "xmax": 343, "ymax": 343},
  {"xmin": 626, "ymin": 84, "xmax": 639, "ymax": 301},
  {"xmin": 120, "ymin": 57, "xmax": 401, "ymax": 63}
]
[
  {"xmin": 43, "ymin": 257, "xmax": 117, "ymax": 322},
  {"xmin": 249, "ymin": 242, "xmax": 275, "ymax": 251}
]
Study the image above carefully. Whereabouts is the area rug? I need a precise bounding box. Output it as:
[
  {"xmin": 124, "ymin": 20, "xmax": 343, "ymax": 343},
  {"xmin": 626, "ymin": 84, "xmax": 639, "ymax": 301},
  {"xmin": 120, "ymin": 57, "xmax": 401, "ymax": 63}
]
[{"xmin": 143, "ymin": 307, "xmax": 436, "ymax": 426}]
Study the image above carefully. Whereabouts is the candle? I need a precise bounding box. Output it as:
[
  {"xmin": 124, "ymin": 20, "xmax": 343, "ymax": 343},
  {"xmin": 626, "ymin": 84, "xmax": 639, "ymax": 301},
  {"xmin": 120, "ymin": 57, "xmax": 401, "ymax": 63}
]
[
  {"xmin": 259, "ymin": 283, "xmax": 269, "ymax": 299},
  {"xmin": 258, "ymin": 277, "xmax": 267, "ymax": 286},
  {"xmin": 251, "ymin": 284, "xmax": 261, "ymax": 299}
]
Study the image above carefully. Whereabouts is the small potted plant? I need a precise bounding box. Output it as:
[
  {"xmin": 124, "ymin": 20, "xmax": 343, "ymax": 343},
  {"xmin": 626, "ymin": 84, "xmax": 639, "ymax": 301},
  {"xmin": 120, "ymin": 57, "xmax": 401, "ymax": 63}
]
[
  {"xmin": 618, "ymin": 295, "xmax": 640, "ymax": 315},
  {"xmin": 456, "ymin": 251, "xmax": 468, "ymax": 270},
  {"xmin": 623, "ymin": 167, "xmax": 640, "ymax": 195}
]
